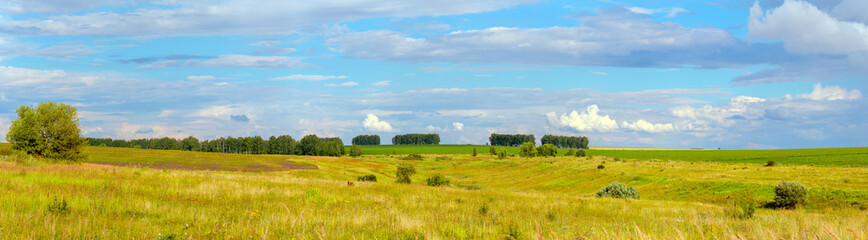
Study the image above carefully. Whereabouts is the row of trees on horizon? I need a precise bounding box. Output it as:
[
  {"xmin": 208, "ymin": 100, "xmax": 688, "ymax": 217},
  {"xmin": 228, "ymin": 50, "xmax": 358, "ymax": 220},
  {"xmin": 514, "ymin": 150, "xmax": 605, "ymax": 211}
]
[
  {"xmin": 87, "ymin": 135, "xmax": 347, "ymax": 156},
  {"xmin": 490, "ymin": 133, "xmax": 589, "ymax": 149}
]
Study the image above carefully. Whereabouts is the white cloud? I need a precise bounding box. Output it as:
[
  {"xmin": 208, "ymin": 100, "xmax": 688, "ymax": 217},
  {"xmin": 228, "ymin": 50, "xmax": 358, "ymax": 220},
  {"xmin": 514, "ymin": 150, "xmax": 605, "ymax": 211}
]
[
  {"xmin": 324, "ymin": 81, "xmax": 359, "ymax": 87},
  {"xmin": 186, "ymin": 75, "xmax": 215, "ymax": 81},
  {"xmin": 590, "ymin": 71, "xmax": 607, "ymax": 75},
  {"xmin": 748, "ymin": 0, "xmax": 868, "ymax": 55},
  {"xmin": 547, "ymin": 105, "xmax": 619, "ymax": 132},
  {"xmin": 270, "ymin": 74, "xmax": 347, "ymax": 81},
  {"xmin": 328, "ymin": 12, "xmax": 753, "ymax": 68},
  {"xmin": 437, "ymin": 109, "xmax": 489, "ymax": 118},
  {"xmin": 626, "ymin": 7, "xmax": 688, "ymax": 17},
  {"xmin": 138, "ymin": 55, "xmax": 311, "ymax": 69},
  {"xmin": 452, "ymin": 122, "xmax": 464, "ymax": 131},
  {"xmin": 362, "ymin": 114, "xmax": 394, "ymax": 132},
  {"xmin": 830, "ymin": 0, "xmax": 868, "ymax": 23},
  {"xmin": 1, "ymin": 0, "xmax": 534, "ymax": 36},
  {"xmin": 798, "ymin": 83, "xmax": 862, "ymax": 101},
  {"xmin": 372, "ymin": 80, "xmax": 392, "ymax": 86},
  {"xmin": 621, "ymin": 119, "xmax": 675, "ymax": 133}
]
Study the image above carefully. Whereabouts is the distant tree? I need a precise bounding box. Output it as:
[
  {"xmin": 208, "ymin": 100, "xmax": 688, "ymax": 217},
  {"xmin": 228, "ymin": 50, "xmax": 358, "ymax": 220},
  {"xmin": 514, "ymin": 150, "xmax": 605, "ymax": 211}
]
[
  {"xmin": 392, "ymin": 134, "xmax": 440, "ymax": 145},
  {"xmin": 396, "ymin": 163, "xmax": 416, "ymax": 184},
  {"xmin": 541, "ymin": 135, "xmax": 589, "ymax": 149},
  {"xmin": 299, "ymin": 135, "xmax": 320, "ymax": 156},
  {"xmin": 180, "ymin": 136, "xmax": 199, "ymax": 151},
  {"xmin": 489, "ymin": 133, "xmax": 535, "ymax": 147},
  {"xmin": 536, "ymin": 144, "xmax": 558, "ymax": 157},
  {"xmin": 350, "ymin": 144, "xmax": 362, "ymax": 157},
  {"xmin": 352, "ymin": 135, "xmax": 380, "ymax": 145},
  {"xmin": 6, "ymin": 102, "xmax": 87, "ymax": 161},
  {"xmin": 519, "ymin": 142, "xmax": 536, "ymax": 157}
]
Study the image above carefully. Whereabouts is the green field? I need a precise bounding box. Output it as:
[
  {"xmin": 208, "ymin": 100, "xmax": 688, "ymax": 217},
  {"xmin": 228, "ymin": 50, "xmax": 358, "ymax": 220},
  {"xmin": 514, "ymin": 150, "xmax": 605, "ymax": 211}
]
[
  {"xmin": 0, "ymin": 143, "xmax": 866, "ymax": 238},
  {"xmin": 353, "ymin": 144, "xmax": 868, "ymax": 166}
]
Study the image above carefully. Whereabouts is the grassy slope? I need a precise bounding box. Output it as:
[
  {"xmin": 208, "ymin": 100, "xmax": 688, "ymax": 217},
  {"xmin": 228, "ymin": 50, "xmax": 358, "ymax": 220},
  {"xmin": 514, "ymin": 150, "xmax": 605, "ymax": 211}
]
[{"xmin": 0, "ymin": 143, "xmax": 866, "ymax": 238}]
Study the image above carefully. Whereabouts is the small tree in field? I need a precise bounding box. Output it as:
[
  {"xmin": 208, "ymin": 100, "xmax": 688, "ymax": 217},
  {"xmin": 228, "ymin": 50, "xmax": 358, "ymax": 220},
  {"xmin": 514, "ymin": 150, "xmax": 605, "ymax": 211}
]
[
  {"xmin": 349, "ymin": 144, "xmax": 362, "ymax": 157},
  {"xmin": 519, "ymin": 142, "xmax": 536, "ymax": 157},
  {"xmin": 6, "ymin": 102, "xmax": 87, "ymax": 161},
  {"xmin": 576, "ymin": 149, "xmax": 587, "ymax": 157},
  {"xmin": 472, "ymin": 148, "xmax": 477, "ymax": 156},
  {"xmin": 489, "ymin": 146, "xmax": 496, "ymax": 155},
  {"xmin": 396, "ymin": 163, "xmax": 416, "ymax": 184}
]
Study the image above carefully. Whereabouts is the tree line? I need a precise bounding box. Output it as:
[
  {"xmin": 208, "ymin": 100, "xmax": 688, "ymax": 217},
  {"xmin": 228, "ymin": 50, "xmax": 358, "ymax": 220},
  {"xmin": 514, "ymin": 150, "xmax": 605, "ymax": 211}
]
[
  {"xmin": 352, "ymin": 135, "xmax": 380, "ymax": 145},
  {"xmin": 392, "ymin": 134, "xmax": 440, "ymax": 145},
  {"xmin": 87, "ymin": 134, "xmax": 346, "ymax": 156},
  {"xmin": 489, "ymin": 133, "xmax": 535, "ymax": 147},
  {"xmin": 541, "ymin": 135, "xmax": 589, "ymax": 149}
]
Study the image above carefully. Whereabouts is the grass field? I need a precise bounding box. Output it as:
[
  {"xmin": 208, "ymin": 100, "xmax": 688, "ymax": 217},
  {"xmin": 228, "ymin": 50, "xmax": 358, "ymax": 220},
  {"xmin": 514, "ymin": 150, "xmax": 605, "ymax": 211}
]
[{"xmin": 0, "ymin": 143, "xmax": 866, "ymax": 239}]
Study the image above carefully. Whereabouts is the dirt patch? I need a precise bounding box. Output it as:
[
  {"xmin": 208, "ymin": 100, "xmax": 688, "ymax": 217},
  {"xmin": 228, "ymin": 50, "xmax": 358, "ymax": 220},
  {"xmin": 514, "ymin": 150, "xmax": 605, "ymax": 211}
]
[{"xmin": 87, "ymin": 159, "xmax": 316, "ymax": 172}]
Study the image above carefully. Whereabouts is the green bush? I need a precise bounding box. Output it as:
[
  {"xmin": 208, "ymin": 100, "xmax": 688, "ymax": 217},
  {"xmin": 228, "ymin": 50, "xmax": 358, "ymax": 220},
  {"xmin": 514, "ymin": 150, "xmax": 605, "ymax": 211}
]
[
  {"xmin": 357, "ymin": 174, "xmax": 377, "ymax": 182},
  {"xmin": 396, "ymin": 163, "xmax": 416, "ymax": 184},
  {"xmin": 47, "ymin": 197, "xmax": 70, "ymax": 215},
  {"xmin": 472, "ymin": 148, "xmax": 477, "ymax": 156},
  {"xmin": 576, "ymin": 149, "xmax": 587, "ymax": 157},
  {"xmin": 426, "ymin": 175, "xmax": 450, "ymax": 187},
  {"xmin": 518, "ymin": 142, "xmax": 536, "ymax": 157},
  {"xmin": 349, "ymin": 144, "xmax": 362, "ymax": 157},
  {"xmin": 565, "ymin": 149, "xmax": 575, "ymax": 156},
  {"xmin": 765, "ymin": 160, "xmax": 776, "ymax": 167},
  {"xmin": 535, "ymin": 144, "xmax": 558, "ymax": 157},
  {"xmin": 489, "ymin": 146, "xmax": 496, "ymax": 155},
  {"xmin": 774, "ymin": 181, "xmax": 807, "ymax": 209},
  {"xmin": 401, "ymin": 154, "xmax": 423, "ymax": 160},
  {"xmin": 595, "ymin": 182, "xmax": 639, "ymax": 199},
  {"xmin": 498, "ymin": 148, "xmax": 508, "ymax": 160},
  {"xmin": 597, "ymin": 164, "xmax": 605, "ymax": 169}
]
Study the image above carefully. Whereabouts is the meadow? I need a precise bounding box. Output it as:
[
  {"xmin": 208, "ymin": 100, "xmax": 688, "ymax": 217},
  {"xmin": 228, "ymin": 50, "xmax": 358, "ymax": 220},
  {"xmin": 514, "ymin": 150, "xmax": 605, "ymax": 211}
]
[{"xmin": 0, "ymin": 143, "xmax": 866, "ymax": 239}]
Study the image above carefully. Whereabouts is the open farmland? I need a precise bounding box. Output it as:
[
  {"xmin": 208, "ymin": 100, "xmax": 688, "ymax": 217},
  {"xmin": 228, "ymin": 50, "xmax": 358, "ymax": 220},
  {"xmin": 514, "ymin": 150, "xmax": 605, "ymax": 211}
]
[{"xmin": 0, "ymin": 143, "xmax": 866, "ymax": 239}]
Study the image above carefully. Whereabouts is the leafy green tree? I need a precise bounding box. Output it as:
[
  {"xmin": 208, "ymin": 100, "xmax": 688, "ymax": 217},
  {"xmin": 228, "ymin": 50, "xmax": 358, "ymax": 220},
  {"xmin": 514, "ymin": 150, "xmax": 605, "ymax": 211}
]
[
  {"xmin": 576, "ymin": 149, "xmax": 587, "ymax": 157},
  {"xmin": 498, "ymin": 148, "xmax": 508, "ymax": 159},
  {"xmin": 350, "ymin": 144, "xmax": 362, "ymax": 157},
  {"xmin": 180, "ymin": 136, "xmax": 199, "ymax": 151},
  {"xmin": 519, "ymin": 142, "xmax": 536, "ymax": 157},
  {"xmin": 299, "ymin": 135, "xmax": 320, "ymax": 156},
  {"xmin": 489, "ymin": 146, "xmax": 496, "ymax": 155},
  {"xmin": 6, "ymin": 102, "xmax": 87, "ymax": 161},
  {"xmin": 536, "ymin": 144, "xmax": 558, "ymax": 157},
  {"xmin": 396, "ymin": 163, "xmax": 416, "ymax": 184}
]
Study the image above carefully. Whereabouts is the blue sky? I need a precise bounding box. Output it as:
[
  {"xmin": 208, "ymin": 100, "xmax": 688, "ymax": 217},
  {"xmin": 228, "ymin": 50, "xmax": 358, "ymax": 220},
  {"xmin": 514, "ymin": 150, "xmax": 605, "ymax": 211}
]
[{"xmin": 0, "ymin": 0, "xmax": 866, "ymax": 149}]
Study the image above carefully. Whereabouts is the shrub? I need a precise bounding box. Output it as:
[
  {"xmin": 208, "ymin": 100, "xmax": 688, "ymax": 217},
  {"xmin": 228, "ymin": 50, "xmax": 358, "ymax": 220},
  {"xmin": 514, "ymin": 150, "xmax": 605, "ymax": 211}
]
[
  {"xmin": 774, "ymin": 181, "xmax": 807, "ymax": 209},
  {"xmin": 565, "ymin": 149, "xmax": 575, "ymax": 156},
  {"xmin": 498, "ymin": 149, "xmax": 508, "ymax": 160},
  {"xmin": 478, "ymin": 203, "xmax": 489, "ymax": 215},
  {"xmin": 426, "ymin": 175, "xmax": 450, "ymax": 186},
  {"xmin": 519, "ymin": 142, "xmax": 536, "ymax": 157},
  {"xmin": 726, "ymin": 191, "xmax": 757, "ymax": 219},
  {"xmin": 401, "ymin": 154, "xmax": 423, "ymax": 160},
  {"xmin": 576, "ymin": 149, "xmax": 587, "ymax": 157},
  {"xmin": 595, "ymin": 182, "xmax": 639, "ymax": 199},
  {"xmin": 396, "ymin": 163, "xmax": 416, "ymax": 184},
  {"xmin": 357, "ymin": 174, "xmax": 377, "ymax": 182},
  {"xmin": 597, "ymin": 164, "xmax": 605, "ymax": 169},
  {"xmin": 472, "ymin": 148, "xmax": 477, "ymax": 156},
  {"xmin": 47, "ymin": 197, "xmax": 70, "ymax": 215},
  {"xmin": 765, "ymin": 160, "xmax": 776, "ymax": 167},
  {"xmin": 489, "ymin": 146, "xmax": 496, "ymax": 155},
  {"xmin": 6, "ymin": 102, "xmax": 87, "ymax": 161},
  {"xmin": 349, "ymin": 144, "xmax": 362, "ymax": 157},
  {"xmin": 535, "ymin": 144, "xmax": 558, "ymax": 157}
]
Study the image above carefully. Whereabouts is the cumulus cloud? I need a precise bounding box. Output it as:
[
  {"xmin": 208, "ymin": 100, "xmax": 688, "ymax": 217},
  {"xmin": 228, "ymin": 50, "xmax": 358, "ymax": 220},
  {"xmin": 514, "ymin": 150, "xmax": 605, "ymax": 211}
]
[
  {"xmin": 621, "ymin": 119, "xmax": 675, "ymax": 133},
  {"xmin": 452, "ymin": 122, "xmax": 464, "ymax": 131},
  {"xmin": 137, "ymin": 55, "xmax": 311, "ymax": 69},
  {"xmin": 362, "ymin": 114, "xmax": 394, "ymax": 132},
  {"xmin": 270, "ymin": 74, "xmax": 347, "ymax": 81},
  {"xmin": 329, "ymin": 8, "xmax": 781, "ymax": 69},
  {"xmin": 547, "ymin": 105, "xmax": 619, "ymax": 132},
  {"xmin": 1, "ymin": 0, "xmax": 534, "ymax": 36},
  {"xmin": 748, "ymin": 0, "xmax": 868, "ymax": 55},
  {"xmin": 230, "ymin": 114, "xmax": 250, "ymax": 122},
  {"xmin": 324, "ymin": 81, "xmax": 359, "ymax": 87},
  {"xmin": 798, "ymin": 83, "xmax": 862, "ymax": 101}
]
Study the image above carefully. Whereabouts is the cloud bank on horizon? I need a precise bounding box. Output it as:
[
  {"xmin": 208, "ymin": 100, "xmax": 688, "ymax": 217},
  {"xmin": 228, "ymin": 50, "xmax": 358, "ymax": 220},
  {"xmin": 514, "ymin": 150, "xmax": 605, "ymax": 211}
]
[{"xmin": 0, "ymin": 0, "xmax": 865, "ymax": 149}]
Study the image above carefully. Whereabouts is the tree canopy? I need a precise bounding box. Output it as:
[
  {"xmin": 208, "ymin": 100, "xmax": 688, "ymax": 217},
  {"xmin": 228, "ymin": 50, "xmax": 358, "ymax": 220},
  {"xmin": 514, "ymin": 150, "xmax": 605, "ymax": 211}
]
[{"xmin": 6, "ymin": 102, "xmax": 87, "ymax": 161}]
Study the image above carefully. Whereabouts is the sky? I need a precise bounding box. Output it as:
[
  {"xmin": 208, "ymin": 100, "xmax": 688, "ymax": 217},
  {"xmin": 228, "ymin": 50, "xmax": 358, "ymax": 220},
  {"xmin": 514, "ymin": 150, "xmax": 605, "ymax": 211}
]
[{"xmin": 0, "ymin": 0, "xmax": 866, "ymax": 149}]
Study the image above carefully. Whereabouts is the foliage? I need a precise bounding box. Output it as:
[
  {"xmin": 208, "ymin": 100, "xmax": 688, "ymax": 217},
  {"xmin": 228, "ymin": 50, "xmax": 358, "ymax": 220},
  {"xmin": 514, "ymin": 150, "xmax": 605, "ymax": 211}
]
[
  {"xmin": 47, "ymin": 197, "xmax": 70, "ymax": 215},
  {"xmin": 596, "ymin": 182, "xmax": 639, "ymax": 199},
  {"xmin": 518, "ymin": 142, "xmax": 536, "ymax": 157},
  {"xmin": 535, "ymin": 144, "xmax": 558, "ymax": 157},
  {"xmin": 472, "ymin": 148, "xmax": 477, "ymax": 156},
  {"xmin": 726, "ymin": 191, "xmax": 757, "ymax": 219},
  {"xmin": 765, "ymin": 160, "xmax": 776, "ymax": 167},
  {"xmin": 565, "ymin": 149, "xmax": 575, "ymax": 156},
  {"xmin": 401, "ymin": 154, "xmax": 423, "ymax": 160},
  {"xmin": 392, "ymin": 134, "xmax": 440, "ymax": 145},
  {"xmin": 426, "ymin": 175, "xmax": 450, "ymax": 187},
  {"xmin": 597, "ymin": 164, "xmax": 605, "ymax": 169},
  {"xmin": 774, "ymin": 181, "xmax": 807, "ymax": 209},
  {"xmin": 490, "ymin": 146, "xmax": 496, "ymax": 155},
  {"xmin": 498, "ymin": 148, "xmax": 508, "ymax": 159},
  {"xmin": 540, "ymin": 135, "xmax": 589, "ymax": 149},
  {"xmin": 396, "ymin": 163, "xmax": 416, "ymax": 184},
  {"xmin": 357, "ymin": 174, "xmax": 377, "ymax": 182},
  {"xmin": 576, "ymin": 149, "xmax": 587, "ymax": 157},
  {"xmin": 489, "ymin": 133, "xmax": 534, "ymax": 147},
  {"xmin": 352, "ymin": 135, "xmax": 380, "ymax": 145},
  {"xmin": 6, "ymin": 102, "xmax": 87, "ymax": 161},
  {"xmin": 349, "ymin": 145, "xmax": 363, "ymax": 157}
]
